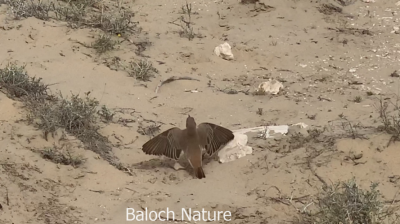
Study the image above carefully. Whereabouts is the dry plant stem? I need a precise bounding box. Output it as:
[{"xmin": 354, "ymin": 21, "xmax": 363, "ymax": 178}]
[
  {"xmin": 307, "ymin": 155, "xmax": 328, "ymax": 188},
  {"xmin": 0, "ymin": 184, "xmax": 10, "ymax": 206},
  {"xmin": 169, "ymin": 1, "xmax": 196, "ymax": 40},
  {"xmin": 261, "ymin": 186, "xmax": 311, "ymax": 213},
  {"xmin": 100, "ymin": 0, "xmax": 104, "ymax": 24},
  {"xmin": 155, "ymin": 76, "xmax": 200, "ymax": 93}
]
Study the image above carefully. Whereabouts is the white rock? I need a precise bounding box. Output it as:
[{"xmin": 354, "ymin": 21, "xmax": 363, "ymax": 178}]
[
  {"xmin": 392, "ymin": 26, "xmax": 400, "ymax": 34},
  {"xmin": 258, "ymin": 125, "xmax": 289, "ymax": 139},
  {"xmin": 218, "ymin": 132, "xmax": 251, "ymax": 163},
  {"xmin": 299, "ymin": 64, "xmax": 307, "ymax": 68},
  {"xmin": 292, "ymin": 122, "xmax": 308, "ymax": 129},
  {"xmin": 218, "ymin": 125, "xmax": 289, "ymax": 163},
  {"xmin": 258, "ymin": 80, "xmax": 284, "ymax": 95},
  {"xmin": 173, "ymin": 162, "xmax": 185, "ymax": 171},
  {"xmin": 214, "ymin": 42, "xmax": 234, "ymax": 60}
]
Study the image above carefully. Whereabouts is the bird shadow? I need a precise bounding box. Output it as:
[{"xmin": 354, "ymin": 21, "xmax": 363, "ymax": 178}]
[
  {"xmin": 130, "ymin": 155, "xmax": 220, "ymax": 179},
  {"xmin": 130, "ymin": 158, "xmax": 174, "ymax": 170}
]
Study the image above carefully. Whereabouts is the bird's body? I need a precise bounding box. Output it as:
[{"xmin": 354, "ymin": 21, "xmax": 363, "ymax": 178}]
[
  {"xmin": 185, "ymin": 139, "xmax": 205, "ymax": 179},
  {"xmin": 141, "ymin": 115, "xmax": 234, "ymax": 179}
]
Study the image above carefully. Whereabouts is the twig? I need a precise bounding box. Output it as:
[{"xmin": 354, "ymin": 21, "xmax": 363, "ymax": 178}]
[
  {"xmin": 89, "ymin": 189, "xmax": 105, "ymax": 193},
  {"xmin": 155, "ymin": 76, "xmax": 200, "ymax": 93},
  {"xmin": 384, "ymin": 189, "xmax": 400, "ymax": 204},
  {"xmin": 0, "ymin": 184, "xmax": 9, "ymax": 206},
  {"xmin": 302, "ymin": 202, "xmax": 314, "ymax": 213},
  {"xmin": 267, "ymin": 194, "xmax": 310, "ymax": 213},
  {"xmin": 168, "ymin": 1, "xmax": 196, "ymax": 40},
  {"xmin": 6, "ymin": 187, "xmax": 9, "ymax": 206},
  {"xmin": 70, "ymin": 39, "xmax": 91, "ymax": 48},
  {"xmin": 121, "ymin": 166, "xmax": 134, "ymax": 176},
  {"xmin": 307, "ymin": 158, "xmax": 328, "ymax": 188}
]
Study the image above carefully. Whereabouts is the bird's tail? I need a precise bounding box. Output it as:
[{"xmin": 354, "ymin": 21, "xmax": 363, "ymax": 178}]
[{"xmin": 195, "ymin": 167, "xmax": 206, "ymax": 179}]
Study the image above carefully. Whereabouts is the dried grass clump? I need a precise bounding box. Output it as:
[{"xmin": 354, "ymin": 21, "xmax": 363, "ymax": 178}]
[
  {"xmin": 295, "ymin": 178, "xmax": 399, "ymax": 224},
  {"xmin": 3, "ymin": 0, "xmax": 53, "ymax": 20},
  {"xmin": 0, "ymin": 62, "xmax": 49, "ymax": 99},
  {"xmin": 40, "ymin": 145, "xmax": 85, "ymax": 168},
  {"xmin": 3, "ymin": 0, "xmax": 138, "ymax": 35},
  {"xmin": 1, "ymin": 63, "xmax": 122, "ymax": 170},
  {"xmin": 128, "ymin": 59, "xmax": 159, "ymax": 81},
  {"xmin": 376, "ymin": 97, "xmax": 400, "ymax": 146}
]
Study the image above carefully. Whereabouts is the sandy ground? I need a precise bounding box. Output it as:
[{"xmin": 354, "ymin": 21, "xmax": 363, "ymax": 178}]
[{"xmin": 1, "ymin": 0, "xmax": 400, "ymax": 223}]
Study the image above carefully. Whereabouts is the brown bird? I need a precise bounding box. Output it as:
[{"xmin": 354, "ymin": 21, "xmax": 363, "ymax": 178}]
[{"xmin": 141, "ymin": 115, "xmax": 235, "ymax": 179}]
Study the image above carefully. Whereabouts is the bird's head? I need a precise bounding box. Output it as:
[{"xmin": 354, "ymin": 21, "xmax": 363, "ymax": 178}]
[{"xmin": 186, "ymin": 115, "xmax": 196, "ymax": 129}]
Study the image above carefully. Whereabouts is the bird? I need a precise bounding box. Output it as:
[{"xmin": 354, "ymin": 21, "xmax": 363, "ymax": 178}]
[{"xmin": 141, "ymin": 115, "xmax": 235, "ymax": 179}]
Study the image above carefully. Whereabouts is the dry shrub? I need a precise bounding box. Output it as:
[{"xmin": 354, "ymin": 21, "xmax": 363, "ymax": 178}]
[
  {"xmin": 3, "ymin": 0, "xmax": 138, "ymax": 35},
  {"xmin": 3, "ymin": 0, "xmax": 53, "ymax": 20},
  {"xmin": 91, "ymin": 34, "xmax": 118, "ymax": 55},
  {"xmin": 128, "ymin": 59, "xmax": 159, "ymax": 81},
  {"xmin": 295, "ymin": 178, "xmax": 399, "ymax": 224},
  {"xmin": 0, "ymin": 63, "xmax": 122, "ymax": 169},
  {"xmin": 0, "ymin": 62, "xmax": 49, "ymax": 99},
  {"xmin": 40, "ymin": 145, "xmax": 85, "ymax": 168},
  {"xmin": 376, "ymin": 97, "xmax": 400, "ymax": 146}
]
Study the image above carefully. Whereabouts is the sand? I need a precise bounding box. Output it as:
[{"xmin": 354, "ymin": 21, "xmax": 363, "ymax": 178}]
[{"xmin": 1, "ymin": 0, "xmax": 400, "ymax": 223}]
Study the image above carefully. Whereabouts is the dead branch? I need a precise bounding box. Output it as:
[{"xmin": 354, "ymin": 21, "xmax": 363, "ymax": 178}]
[
  {"xmin": 307, "ymin": 158, "xmax": 328, "ymax": 188},
  {"xmin": 155, "ymin": 76, "xmax": 200, "ymax": 93},
  {"xmin": 0, "ymin": 184, "xmax": 9, "ymax": 206}
]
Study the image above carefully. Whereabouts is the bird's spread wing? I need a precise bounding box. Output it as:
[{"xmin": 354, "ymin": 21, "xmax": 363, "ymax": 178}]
[
  {"xmin": 197, "ymin": 123, "xmax": 235, "ymax": 156},
  {"xmin": 141, "ymin": 127, "xmax": 184, "ymax": 160}
]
